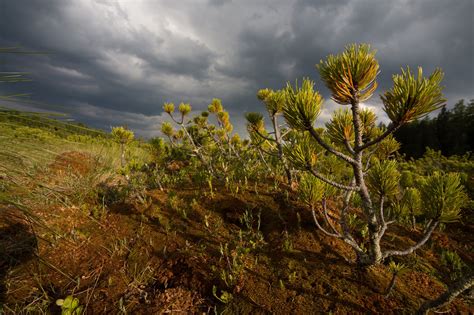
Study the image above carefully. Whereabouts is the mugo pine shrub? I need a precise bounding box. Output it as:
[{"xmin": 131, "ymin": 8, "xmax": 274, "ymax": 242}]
[{"xmin": 270, "ymin": 43, "xmax": 467, "ymax": 266}]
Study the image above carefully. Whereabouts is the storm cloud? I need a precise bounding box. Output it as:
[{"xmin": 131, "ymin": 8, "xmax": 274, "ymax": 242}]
[{"xmin": 0, "ymin": 0, "xmax": 472, "ymax": 137}]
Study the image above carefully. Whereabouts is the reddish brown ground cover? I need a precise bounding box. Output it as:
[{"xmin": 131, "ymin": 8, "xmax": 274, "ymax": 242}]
[{"xmin": 1, "ymin": 152, "xmax": 472, "ymax": 314}]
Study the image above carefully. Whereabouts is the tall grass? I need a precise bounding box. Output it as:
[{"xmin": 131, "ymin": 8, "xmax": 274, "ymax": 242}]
[{"xmin": 0, "ymin": 114, "xmax": 151, "ymax": 217}]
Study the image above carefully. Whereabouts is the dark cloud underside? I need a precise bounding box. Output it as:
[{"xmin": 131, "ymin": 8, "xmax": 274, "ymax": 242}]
[{"xmin": 0, "ymin": 0, "xmax": 472, "ymax": 137}]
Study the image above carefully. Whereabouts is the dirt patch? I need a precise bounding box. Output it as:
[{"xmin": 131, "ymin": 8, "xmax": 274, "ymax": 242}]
[{"xmin": 49, "ymin": 151, "xmax": 96, "ymax": 176}]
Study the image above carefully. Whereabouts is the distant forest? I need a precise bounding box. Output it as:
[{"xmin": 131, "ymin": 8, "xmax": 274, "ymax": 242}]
[{"xmin": 394, "ymin": 99, "xmax": 474, "ymax": 158}]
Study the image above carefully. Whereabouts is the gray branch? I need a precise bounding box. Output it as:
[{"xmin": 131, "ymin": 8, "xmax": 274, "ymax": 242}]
[
  {"xmin": 383, "ymin": 221, "xmax": 439, "ymax": 259},
  {"xmin": 308, "ymin": 167, "xmax": 359, "ymax": 191},
  {"xmin": 311, "ymin": 206, "xmax": 341, "ymax": 238},
  {"xmin": 344, "ymin": 139, "xmax": 355, "ymax": 155},
  {"xmin": 308, "ymin": 126, "xmax": 357, "ymax": 165},
  {"xmin": 251, "ymin": 126, "xmax": 276, "ymax": 143},
  {"xmin": 417, "ymin": 273, "xmax": 474, "ymax": 315},
  {"xmin": 357, "ymin": 122, "xmax": 402, "ymax": 151},
  {"xmin": 322, "ymin": 199, "xmax": 341, "ymax": 236}
]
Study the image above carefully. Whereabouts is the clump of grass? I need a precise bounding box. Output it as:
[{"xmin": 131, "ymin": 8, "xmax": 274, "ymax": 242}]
[
  {"xmin": 216, "ymin": 242, "xmax": 246, "ymax": 289},
  {"xmin": 167, "ymin": 192, "xmax": 187, "ymax": 219},
  {"xmin": 239, "ymin": 208, "xmax": 265, "ymax": 249},
  {"xmin": 281, "ymin": 230, "xmax": 294, "ymax": 253}
]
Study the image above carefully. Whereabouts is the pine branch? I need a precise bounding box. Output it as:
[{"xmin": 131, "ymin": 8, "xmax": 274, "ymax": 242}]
[
  {"xmin": 344, "ymin": 139, "xmax": 355, "ymax": 155},
  {"xmin": 307, "ymin": 167, "xmax": 359, "ymax": 191},
  {"xmin": 417, "ymin": 273, "xmax": 474, "ymax": 315},
  {"xmin": 311, "ymin": 206, "xmax": 341, "ymax": 238},
  {"xmin": 281, "ymin": 129, "xmax": 292, "ymax": 139},
  {"xmin": 383, "ymin": 221, "xmax": 439, "ymax": 259},
  {"xmin": 256, "ymin": 147, "xmax": 273, "ymax": 173},
  {"xmin": 339, "ymin": 178, "xmax": 361, "ymax": 248},
  {"xmin": 378, "ymin": 196, "xmax": 386, "ymax": 226},
  {"xmin": 311, "ymin": 182, "xmax": 365, "ymax": 259},
  {"xmin": 260, "ymin": 147, "xmax": 279, "ymax": 157},
  {"xmin": 377, "ymin": 197, "xmax": 391, "ymax": 242},
  {"xmin": 384, "ymin": 272, "xmax": 398, "ymax": 297},
  {"xmin": 351, "ymin": 98, "xmax": 364, "ymax": 150},
  {"xmin": 251, "ymin": 126, "xmax": 277, "ymax": 143},
  {"xmin": 322, "ymin": 199, "xmax": 341, "ymax": 236},
  {"xmin": 358, "ymin": 122, "xmax": 402, "ymax": 151},
  {"xmin": 308, "ymin": 126, "xmax": 357, "ymax": 165}
]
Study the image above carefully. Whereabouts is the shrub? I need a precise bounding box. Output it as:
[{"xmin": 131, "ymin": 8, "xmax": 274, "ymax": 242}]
[{"xmin": 252, "ymin": 43, "xmax": 468, "ymax": 266}]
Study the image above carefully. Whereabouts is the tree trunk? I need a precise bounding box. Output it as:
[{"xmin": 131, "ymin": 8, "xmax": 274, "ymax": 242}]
[
  {"xmin": 180, "ymin": 123, "xmax": 213, "ymax": 174},
  {"xmin": 384, "ymin": 272, "xmax": 398, "ymax": 297},
  {"xmin": 120, "ymin": 142, "xmax": 125, "ymax": 168},
  {"xmin": 351, "ymin": 99, "xmax": 382, "ymax": 266},
  {"xmin": 272, "ymin": 114, "xmax": 292, "ymax": 185}
]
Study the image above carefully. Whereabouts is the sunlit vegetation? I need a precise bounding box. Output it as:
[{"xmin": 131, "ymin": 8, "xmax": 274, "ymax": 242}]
[{"xmin": 1, "ymin": 44, "xmax": 472, "ymax": 314}]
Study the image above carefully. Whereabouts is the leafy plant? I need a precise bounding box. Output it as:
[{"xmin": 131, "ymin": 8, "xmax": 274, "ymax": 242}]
[
  {"xmin": 212, "ymin": 285, "xmax": 233, "ymax": 304},
  {"xmin": 56, "ymin": 295, "xmax": 84, "ymax": 315}
]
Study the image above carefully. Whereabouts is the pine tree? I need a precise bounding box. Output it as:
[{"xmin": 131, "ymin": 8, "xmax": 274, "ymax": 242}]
[
  {"xmin": 279, "ymin": 44, "xmax": 467, "ymax": 266},
  {"xmin": 111, "ymin": 126, "xmax": 134, "ymax": 167},
  {"xmin": 246, "ymin": 89, "xmax": 293, "ymax": 184}
]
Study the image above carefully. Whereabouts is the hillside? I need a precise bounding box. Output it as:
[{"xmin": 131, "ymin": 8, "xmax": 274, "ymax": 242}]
[{"xmin": 1, "ymin": 108, "xmax": 473, "ymax": 314}]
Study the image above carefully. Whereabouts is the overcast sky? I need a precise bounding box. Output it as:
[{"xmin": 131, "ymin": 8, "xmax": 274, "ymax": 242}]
[{"xmin": 0, "ymin": 0, "xmax": 473, "ymax": 137}]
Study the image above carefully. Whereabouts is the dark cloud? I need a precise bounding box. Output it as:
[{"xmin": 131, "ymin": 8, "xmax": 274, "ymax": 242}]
[
  {"xmin": 0, "ymin": 0, "xmax": 472, "ymax": 138},
  {"xmin": 208, "ymin": 0, "xmax": 232, "ymax": 7}
]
